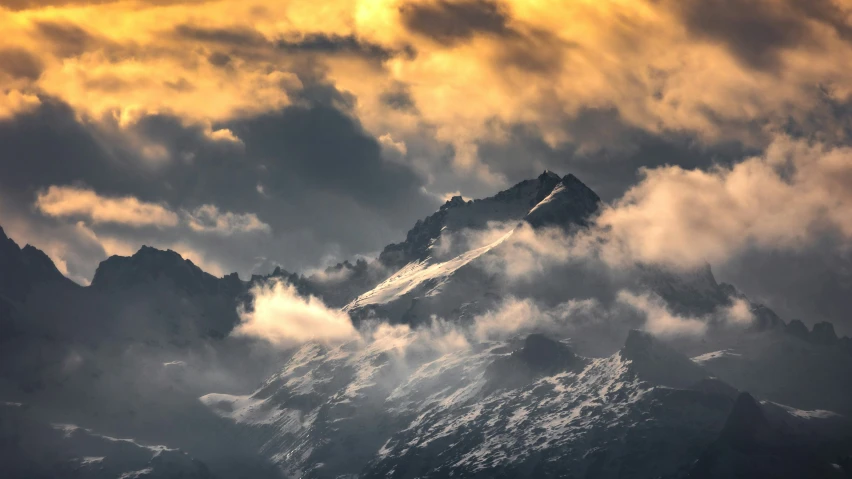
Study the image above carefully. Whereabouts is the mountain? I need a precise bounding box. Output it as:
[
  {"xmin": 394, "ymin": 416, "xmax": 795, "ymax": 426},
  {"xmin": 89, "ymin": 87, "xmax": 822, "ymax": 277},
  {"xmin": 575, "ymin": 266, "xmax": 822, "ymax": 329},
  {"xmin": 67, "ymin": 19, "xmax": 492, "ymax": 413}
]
[
  {"xmin": 0, "ymin": 225, "xmax": 76, "ymax": 313},
  {"xmin": 202, "ymin": 331, "xmax": 735, "ymax": 478},
  {"xmin": 2, "ymin": 171, "xmax": 852, "ymax": 478},
  {"xmin": 687, "ymin": 392, "xmax": 852, "ymax": 478},
  {"xmin": 346, "ymin": 172, "xmax": 602, "ymax": 325},
  {"xmin": 378, "ymin": 171, "xmax": 565, "ymax": 269},
  {"xmin": 1, "ymin": 402, "xmax": 214, "ymax": 479},
  {"xmin": 692, "ymin": 326, "xmax": 852, "ymax": 416}
]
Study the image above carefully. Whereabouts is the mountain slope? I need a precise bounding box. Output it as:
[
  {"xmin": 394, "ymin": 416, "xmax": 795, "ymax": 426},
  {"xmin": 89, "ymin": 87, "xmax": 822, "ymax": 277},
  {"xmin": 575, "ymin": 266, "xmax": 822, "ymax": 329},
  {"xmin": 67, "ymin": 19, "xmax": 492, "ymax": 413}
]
[
  {"xmin": 346, "ymin": 172, "xmax": 601, "ymax": 324},
  {"xmin": 687, "ymin": 392, "xmax": 852, "ymax": 478},
  {"xmin": 202, "ymin": 331, "xmax": 743, "ymax": 478},
  {"xmin": 378, "ymin": 171, "xmax": 565, "ymax": 270}
]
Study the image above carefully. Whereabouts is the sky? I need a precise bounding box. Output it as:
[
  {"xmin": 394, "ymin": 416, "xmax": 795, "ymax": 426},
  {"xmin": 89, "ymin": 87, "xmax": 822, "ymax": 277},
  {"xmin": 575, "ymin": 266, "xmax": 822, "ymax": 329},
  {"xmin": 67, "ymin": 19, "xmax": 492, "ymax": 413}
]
[{"xmin": 1, "ymin": 0, "xmax": 852, "ymax": 330}]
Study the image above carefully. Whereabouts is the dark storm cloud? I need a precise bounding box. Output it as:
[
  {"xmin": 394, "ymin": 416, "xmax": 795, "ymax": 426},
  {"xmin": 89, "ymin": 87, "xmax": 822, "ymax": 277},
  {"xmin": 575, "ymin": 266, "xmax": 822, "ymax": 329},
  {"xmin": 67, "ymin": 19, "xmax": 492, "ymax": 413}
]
[
  {"xmin": 175, "ymin": 25, "xmax": 414, "ymax": 61},
  {"xmin": 0, "ymin": 85, "xmax": 437, "ymax": 282},
  {"xmin": 174, "ymin": 25, "xmax": 267, "ymax": 48},
  {"xmin": 34, "ymin": 21, "xmax": 98, "ymax": 58},
  {"xmin": 476, "ymin": 107, "xmax": 755, "ymax": 201},
  {"xmin": 670, "ymin": 0, "xmax": 852, "ymax": 71},
  {"xmin": 229, "ymin": 104, "xmax": 429, "ymax": 215},
  {"xmin": 399, "ymin": 0, "xmax": 514, "ymax": 45},
  {"xmin": 380, "ymin": 83, "xmax": 418, "ymax": 113},
  {"xmin": 0, "ymin": 48, "xmax": 44, "ymax": 80},
  {"xmin": 207, "ymin": 52, "xmax": 232, "ymax": 67},
  {"xmin": 276, "ymin": 34, "xmax": 416, "ymax": 61}
]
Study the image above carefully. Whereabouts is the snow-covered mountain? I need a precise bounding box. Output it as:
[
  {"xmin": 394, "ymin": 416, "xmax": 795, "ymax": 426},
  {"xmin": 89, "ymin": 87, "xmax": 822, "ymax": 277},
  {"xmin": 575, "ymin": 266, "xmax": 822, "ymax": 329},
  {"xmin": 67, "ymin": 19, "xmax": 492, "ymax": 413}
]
[
  {"xmin": 1, "ymin": 172, "xmax": 852, "ymax": 478},
  {"xmin": 201, "ymin": 330, "xmax": 852, "ymax": 478}
]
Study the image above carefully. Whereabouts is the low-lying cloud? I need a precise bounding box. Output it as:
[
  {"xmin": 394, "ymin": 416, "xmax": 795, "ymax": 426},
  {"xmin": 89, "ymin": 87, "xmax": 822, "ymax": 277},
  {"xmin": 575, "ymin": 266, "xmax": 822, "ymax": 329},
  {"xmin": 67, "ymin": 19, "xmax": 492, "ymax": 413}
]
[
  {"xmin": 597, "ymin": 136, "xmax": 852, "ymax": 269},
  {"xmin": 233, "ymin": 280, "xmax": 360, "ymax": 347},
  {"xmin": 616, "ymin": 291, "xmax": 708, "ymax": 338}
]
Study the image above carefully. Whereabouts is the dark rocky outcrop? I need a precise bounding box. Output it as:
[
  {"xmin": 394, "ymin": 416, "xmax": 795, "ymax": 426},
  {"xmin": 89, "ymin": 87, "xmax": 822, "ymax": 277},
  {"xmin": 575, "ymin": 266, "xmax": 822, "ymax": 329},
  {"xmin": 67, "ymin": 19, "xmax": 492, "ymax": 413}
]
[
  {"xmin": 483, "ymin": 334, "xmax": 585, "ymax": 393},
  {"xmin": 523, "ymin": 173, "xmax": 601, "ymax": 229},
  {"xmin": 811, "ymin": 321, "xmax": 840, "ymax": 346},
  {"xmin": 0, "ymin": 225, "xmax": 75, "ymax": 302},
  {"xmin": 621, "ymin": 329, "xmax": 709, "ymax": 388},
  {"xmin": 687, "ymin": 392, "xmax": 852, "ymax": 479},
  {"xmin": 785, "ymin": 319, "xmax": 810, "ymax": 340}
]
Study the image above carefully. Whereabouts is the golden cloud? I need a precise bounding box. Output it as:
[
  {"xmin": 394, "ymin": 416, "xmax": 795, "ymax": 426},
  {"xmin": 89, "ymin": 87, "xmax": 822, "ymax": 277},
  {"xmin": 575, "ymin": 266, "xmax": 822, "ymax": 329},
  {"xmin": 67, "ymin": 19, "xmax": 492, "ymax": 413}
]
[
  {"xmin": 3, "ymin": 0, "xmax": 852, "ymax": 182},
  {"xmin": 35, "ymin": 185, "xmax": 180, "ymax": 227}
]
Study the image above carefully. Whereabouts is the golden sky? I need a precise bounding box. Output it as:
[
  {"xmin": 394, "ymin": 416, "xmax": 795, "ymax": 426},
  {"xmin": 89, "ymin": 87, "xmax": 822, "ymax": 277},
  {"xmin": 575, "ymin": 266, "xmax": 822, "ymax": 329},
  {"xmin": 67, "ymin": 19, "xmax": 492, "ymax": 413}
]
[{"xmin": 4, "ymin": 0, "xmax": 852, "ymax": 182}]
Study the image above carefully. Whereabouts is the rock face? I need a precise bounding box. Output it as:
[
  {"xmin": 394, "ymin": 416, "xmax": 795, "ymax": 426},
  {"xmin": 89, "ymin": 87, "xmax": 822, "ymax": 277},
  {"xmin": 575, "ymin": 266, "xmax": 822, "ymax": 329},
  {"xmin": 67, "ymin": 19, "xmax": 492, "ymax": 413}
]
[{"xmin": 687, "ymin": 392, "xmax": 852, "ymax": 479}]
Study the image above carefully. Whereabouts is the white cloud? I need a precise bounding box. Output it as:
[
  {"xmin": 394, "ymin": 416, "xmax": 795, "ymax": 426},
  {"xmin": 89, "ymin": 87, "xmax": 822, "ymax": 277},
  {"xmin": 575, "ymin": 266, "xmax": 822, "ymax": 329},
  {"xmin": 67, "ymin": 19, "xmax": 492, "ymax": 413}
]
[
  {"xmin": 204, "ymin": 127, "xmax": 243, "ymax": 144},
  {"xmin": 232, "ymin": 280, "xmax": 360, "ymax": 347},
  {"xmin": 596, "ymin": 136, "xmax": 852, "ymax": 269},
  {"xmin": 185, "ymin": 204, "xmax": 271, "ymax": 235}
]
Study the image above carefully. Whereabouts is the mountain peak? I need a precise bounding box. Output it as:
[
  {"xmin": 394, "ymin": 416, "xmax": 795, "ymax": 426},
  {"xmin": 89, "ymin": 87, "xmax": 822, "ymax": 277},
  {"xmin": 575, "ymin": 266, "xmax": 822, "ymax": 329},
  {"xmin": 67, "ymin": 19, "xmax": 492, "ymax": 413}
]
[
  {"xmin": 538, "ymin": 169, "xmax": 561, "ymax": 181},
  {"xmin": 379, "ymin": 172, "xmax": 583, "ymax": 268},
  {"xmin": 524, "ymin": 173, "xmax": 601, "ymax": 228},
  {"xmin": 811, "ymin": 321, "xmax": 839, "ymax": 345},
  {"xmin": 90, "ymin": 245, "xmax": 219, "ymax": 294},
  {"xmin": 439, "ymin": 195, "xmax": 467, "ymax": 211},
  {"xmin": 0, "ymin": 226, "xmax": 74, "ymax": 300}
]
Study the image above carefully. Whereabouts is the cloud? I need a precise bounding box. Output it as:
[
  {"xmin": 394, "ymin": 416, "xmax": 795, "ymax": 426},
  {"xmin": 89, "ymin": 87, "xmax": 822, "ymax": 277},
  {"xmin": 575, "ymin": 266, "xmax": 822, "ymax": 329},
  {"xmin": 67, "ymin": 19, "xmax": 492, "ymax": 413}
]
[
  {"xmin": 472, "ymin": 296, "xmax": 604, "ymax": 341},
  {"xmin": 596, "ymin": 136, "xmax": 852, "ymax": 269},
  {"xmin": 35, "ymin": 185, "xmax": 180, "ymax": 227},
  {"xmin": 185, "ymin": 204, "xmax": 271, "ymax": 235},
  {"xmin": 723, "ymin": 297, "xmax": 755, "ymax": 326},
  {"xmin": 667, "ymin": 0, "xmax": 852, "ymax": 71},
  {"xmin": 399, "ymin": 0, "xmax": 513, "ymax": 46},
  {"xmin": 35, "ymin": 185, "xmax": 272, "ymax": 236},
  {"xmin": 232, "ymin": 280, "xmax": 360, "ymax": 347},
  {"xmin": 0, "ymin": 48, "xmax": 44, "ymax": 80},
  {"xmin": 616, "ymin": 291, "xmax": 708, "ymax": 338},
  {"xmin": 5, "ymin": 0, "xmax": 852, "ymax": 190}
]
